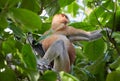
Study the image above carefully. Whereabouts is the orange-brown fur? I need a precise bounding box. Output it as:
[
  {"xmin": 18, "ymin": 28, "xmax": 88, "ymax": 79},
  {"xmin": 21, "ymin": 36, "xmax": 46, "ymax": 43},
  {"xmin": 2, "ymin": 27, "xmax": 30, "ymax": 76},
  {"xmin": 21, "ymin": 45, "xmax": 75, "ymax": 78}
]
[
  {"xmin": 41, "ymin": 34, "xmax": 75, "ymax": 66},
  {"xmin": 40, "ymin": 13, "xmax": 104, "ymax": 72}
]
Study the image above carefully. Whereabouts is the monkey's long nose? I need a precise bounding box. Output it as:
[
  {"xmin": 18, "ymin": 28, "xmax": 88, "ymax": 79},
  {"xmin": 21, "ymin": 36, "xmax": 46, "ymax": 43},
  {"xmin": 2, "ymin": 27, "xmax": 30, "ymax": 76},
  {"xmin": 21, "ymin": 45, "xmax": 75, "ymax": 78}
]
[{"xmin": 63, "ymin": 17, "xmax": 69, "ymax": 24}]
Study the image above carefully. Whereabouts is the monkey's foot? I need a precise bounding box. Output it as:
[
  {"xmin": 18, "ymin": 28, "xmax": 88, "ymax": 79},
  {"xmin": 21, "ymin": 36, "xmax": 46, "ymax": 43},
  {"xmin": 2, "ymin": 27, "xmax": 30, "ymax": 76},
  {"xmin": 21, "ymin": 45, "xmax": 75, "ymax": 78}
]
[{"xmin": 37, "ymin": 59, "xmax": 52, "ymax": 74}]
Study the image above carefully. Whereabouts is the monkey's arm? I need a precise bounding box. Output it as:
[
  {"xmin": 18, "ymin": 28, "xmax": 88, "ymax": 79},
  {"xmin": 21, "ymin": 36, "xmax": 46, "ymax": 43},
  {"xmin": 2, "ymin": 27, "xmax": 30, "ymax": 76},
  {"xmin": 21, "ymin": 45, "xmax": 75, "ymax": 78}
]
[
  {"xmin": 68, "ymin": 32, "xmax": 102, "ymax": 41},
  {"xmin": 69, "ymin": 28, "xmax": 111, "ymax": 41},
  {"xmin": 67, "ymin": 28, "xmax": 103, "ymax": 41},
  {"xmin": 55, "ymin": 27, "xmax": 110, "ymax": 41}
]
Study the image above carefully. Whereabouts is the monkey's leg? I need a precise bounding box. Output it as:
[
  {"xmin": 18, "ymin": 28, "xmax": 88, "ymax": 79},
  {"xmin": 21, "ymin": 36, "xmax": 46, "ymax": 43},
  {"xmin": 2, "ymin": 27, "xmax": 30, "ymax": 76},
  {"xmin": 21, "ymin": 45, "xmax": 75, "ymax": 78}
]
[{"xmin": 41, "ymin": 40, "xmax": 70, "ymax": 72}]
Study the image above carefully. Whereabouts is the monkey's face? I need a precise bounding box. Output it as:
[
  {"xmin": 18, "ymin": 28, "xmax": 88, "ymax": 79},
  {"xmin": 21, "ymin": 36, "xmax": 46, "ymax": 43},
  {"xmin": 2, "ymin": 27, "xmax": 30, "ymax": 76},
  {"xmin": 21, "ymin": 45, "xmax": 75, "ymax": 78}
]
[{"xmin": 52, "ymin": 14, "xmax": 69, "ymax": 25}]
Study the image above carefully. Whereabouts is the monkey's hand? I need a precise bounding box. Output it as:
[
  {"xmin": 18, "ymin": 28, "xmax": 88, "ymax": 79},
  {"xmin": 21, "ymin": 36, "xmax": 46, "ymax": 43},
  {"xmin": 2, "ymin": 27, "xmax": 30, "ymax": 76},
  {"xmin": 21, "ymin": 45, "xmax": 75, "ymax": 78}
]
[
  {"xmin": 91, "ymin": 28, "xmax": 111, "ymax": 34},
  {"xmin": 89, "ymin": 28, "xmax": 111, "ymax": 41},
  {"xmin": 102, "ymin": 28, "xmax": 111, "ymax": 32}
]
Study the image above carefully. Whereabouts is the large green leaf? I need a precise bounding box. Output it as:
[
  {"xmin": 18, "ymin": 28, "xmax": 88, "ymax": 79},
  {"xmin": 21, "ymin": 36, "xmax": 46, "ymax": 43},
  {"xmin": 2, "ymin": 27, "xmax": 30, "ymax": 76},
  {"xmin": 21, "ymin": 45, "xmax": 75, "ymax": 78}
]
[
  {"xmin": 0, "ymin": 0, "xmax": 20, "ymax": 8},
  {"xmin": 40, "ymin": 70, "xmax": 57, "ymax": 81},
  {"xmin": 106, "ymin": 71, "xmax": 120, "ymax": 81},
  {"xmin": 28, "ymin": 70, "xmax": 39, "ymax": 81},
  {"xmin": 85, "ymin": 52, "xmax": 110, "ymax": 81},
  {"xmin": 75, "ymin": 47, "xmax": 85, "ymax": 60},
  {"xmin": 69, "ymin": 22, "xmax": 96, "ymax": 30},
  {"xmin": 8, "ymin": 8, "xmax": 42, "ymax": 31},
  {"xmin": 0, "ymin": 15, "xmax": 8, "ymax": 29},
  {"xmin": 0, "ymin": 67, "xmax": 17, "ymax": 81},
  {"xmin": 38, "ymin": 23, "xmax": 51, "ymax": 34},
  {"xmin": 9, "ymin": 24, "xmax": 24, "ymax": 38},
  {"xmin": 20, "ymin": 0, "xmax": 40, "ymax": 13},
  {"xmin": 86, "ymin": 54, "xmax": 106, "ymax": 74},
  {"xmin": 19, "ymin": 44, "xmax": 39, "ymax": 81},
  {"xmin": 45, "ymin": 0, "xmax": 60, "ymax": 16},
  {"xmin": 100, "ymin": 12, "xmax": 112, "ymax": 26},
  {"xmin": 60, "ymin": 71, "xmax": 79, "ymax": 81},
  {"xmin": 21, "ymin": 44, "xmax": 37, "ymax": 70},
  {"xmin": 110, "ymin": 56, "xmax": 120, "ymax": 69},
  {"xmin": 73, "ymin": 67, "xmax": 88, "ymax": 81},
  {"xmin": 67, "ymin": 1, "xmax": 79, "ymax": 17},
  {"xmin": 59, "ymin": 0, "xmax": 75, "ymax": 7},
  {"xmin": 106, "ymin": 6, "xmax": 120, "ymax": 30},
  {"xmin": 85, "ymin": 0, "xmax": 113, "ymax": 27},
  {"xmin": 112, "ymin": 32, "xmax": 120, "ymax": 44},
  {"xmin": 114, "ymin": 7, "xmax": 120, "ymax": 31},
  {"xmin": 2, "ymin": 37, "xmax": 16, "ymax": 54},
  {"xmin": 84, "ymin": 39, "xmax": 105, "ymax": 61}
]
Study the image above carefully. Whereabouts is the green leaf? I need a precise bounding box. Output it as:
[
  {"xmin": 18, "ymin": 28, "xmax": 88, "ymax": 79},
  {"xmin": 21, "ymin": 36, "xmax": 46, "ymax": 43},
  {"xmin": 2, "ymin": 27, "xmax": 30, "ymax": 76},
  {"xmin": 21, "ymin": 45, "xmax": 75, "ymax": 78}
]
[
  {"xmin": 20, "ymin": 0, "xmax": 40, "ymax": 13},
  {"xmin": 0, "ymin": 15, "xmax": 8, "ymax": 29},
  {"xmin": 15, "ymin": 41, "xmax": 23, "ymax": 51},
  {"xmin": 19, "ymin": 44, "xmax": 39, "ymax": 81},
  {"xmin": 100, "ymin": 12, "xmax": 112, "ymax": 26},
  {"xmin": 86, "ymin": 54, "xmax": 106, "ymax": 74},
  {"xmin": 9, "ymin": 24, "xmax": 24, "ymax": 38},
  {"xmin": 69, "ymin": 22, "xmax": 96, "ymax": 30},
  {"xmin": 106, "ymin": 71, "xmax": 120, "ymax": 81},
  {"xmin": 67, "ymin": 1, "xmax": 79, "ymax": 17},
  {"xmin": 85, "ymin": 0, "xmax": 113, "ymax": 27},
  {"xmin": 0, "ymin": 0, "xmax": 20, "ymax": 8},
  {"xmin": 75, "ymin": 47, "xmax": 85, "ymax": 59},
  {"xmin": 84, "ymin": 39, "xmax": 106, "ymax": 61},
  {"xmin": 2, "ymin": 37, "xmax": 16, "ymax": 54},
  {"xmin": 40, "ymin": 70, "xmax": 57, "ymax": 81},
  {"xmin": 38, "ymin": 23, "xmax": 51, "ymax": 34},
  {"xmin": 0, "ymin": 14, "xmax": 8, "ymax": 34},
  {"xmin": 106, "ymin": 6, "xmax": 120, "ymax": 30},
  {"xmin": 114, "ymin": 7, "xmax": 120, "ymax": 31},
  {"xmin": 59, "ymin": 0, "xmax": 75, "ymax": 7},
  {"xmin": 21, "ymin": 44, "xmax": 37, "ymax": 70},
  {"xmin": 73, "ymin": 67, "xmax": 88, "ymax": 81},
  {"xmin": 0, "ymin": 67, "xmax": 17, "ymax": 81},
  {"xmin": 28, "ymin": 70, "xmax": 39, "ymax": 81},
  {"xmin": 110, "ymin": 56, "xmax": 120, "ymax": 69},
  {"xmin": 45, "ymin": 1, "xmax": 60, "ymax": 16},
  {"xmin": 112, "ymin": 32, "xmax": 120, "ymax": 43},
  {"xmin": 60, "ymin": 71, "xmax": 79, "ymax": 81},
  {"xmin": 8, "ymin": 8, "xmax": 42, "ymax": 31}
]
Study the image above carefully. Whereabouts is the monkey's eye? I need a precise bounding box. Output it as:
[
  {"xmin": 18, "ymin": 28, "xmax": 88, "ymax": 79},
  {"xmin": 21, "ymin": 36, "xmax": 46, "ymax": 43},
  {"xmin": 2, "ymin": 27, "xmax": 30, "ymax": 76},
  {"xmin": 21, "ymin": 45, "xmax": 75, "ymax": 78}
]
[
  {"xmin": 61, "ymin": 14, "xmax": 68, "ymax": 19},
  {"xmin": 61, "ymin": 14, "xmax": 65, "ymax": 17}
]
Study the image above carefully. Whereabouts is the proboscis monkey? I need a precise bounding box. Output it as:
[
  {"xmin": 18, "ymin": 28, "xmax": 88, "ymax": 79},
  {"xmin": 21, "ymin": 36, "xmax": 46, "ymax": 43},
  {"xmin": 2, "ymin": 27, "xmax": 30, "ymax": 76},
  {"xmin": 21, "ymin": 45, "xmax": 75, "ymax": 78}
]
[{"xmin": 37, "ymin": 14, "xmax": 110, "ymax": 72}]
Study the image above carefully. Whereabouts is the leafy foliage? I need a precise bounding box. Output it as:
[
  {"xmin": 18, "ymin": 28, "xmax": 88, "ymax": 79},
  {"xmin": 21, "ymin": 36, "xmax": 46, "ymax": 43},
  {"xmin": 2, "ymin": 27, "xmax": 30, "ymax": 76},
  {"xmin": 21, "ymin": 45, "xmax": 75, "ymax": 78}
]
[{"xmin": 0, "ymin": 0, "xmax": 120, "ymax": 81}]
